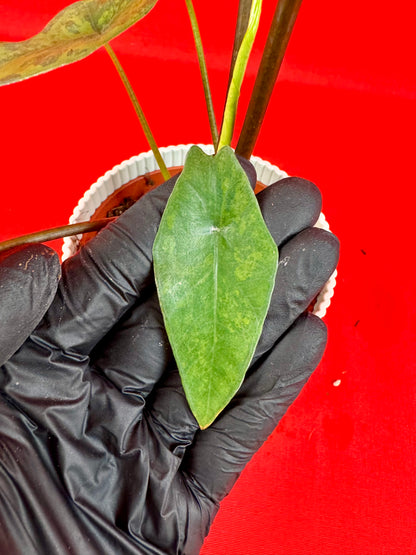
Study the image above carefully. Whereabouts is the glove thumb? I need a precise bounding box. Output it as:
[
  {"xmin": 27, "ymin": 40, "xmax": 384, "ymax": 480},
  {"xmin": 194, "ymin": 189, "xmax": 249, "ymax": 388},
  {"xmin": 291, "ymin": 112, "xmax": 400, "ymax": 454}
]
[{"xmin": 0, "ymin": 244, "xmax": 61, "ymax": 366}]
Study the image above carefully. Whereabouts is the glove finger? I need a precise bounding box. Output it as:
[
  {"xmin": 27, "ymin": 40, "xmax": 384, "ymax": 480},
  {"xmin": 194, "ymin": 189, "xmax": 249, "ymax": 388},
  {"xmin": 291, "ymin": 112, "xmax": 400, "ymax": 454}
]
[
  {"xmin": 255, "ymin": 226, "xmax": 339, "ymax": 360},
  {"xmin": 182, "ymin": 312, "xmax": 327, "ymax": 502},
  {"xmin": 0, "ymin": 244, "xmax": 60, "ymax": 367},
  {"xmin": 257, "ymin": 176, "xmax": 323, "ymax": 246},
  {"xmin": 237, "ymin": 155, "xmax": 257, "ymax": 190}
]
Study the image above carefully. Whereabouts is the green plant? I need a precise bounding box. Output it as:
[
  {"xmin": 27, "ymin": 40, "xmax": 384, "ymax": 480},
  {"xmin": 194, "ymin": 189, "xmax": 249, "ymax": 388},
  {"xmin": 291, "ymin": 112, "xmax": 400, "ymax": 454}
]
[{"xmin": 0, "ymin": 0, "xmax": 303, "ymax": 428}]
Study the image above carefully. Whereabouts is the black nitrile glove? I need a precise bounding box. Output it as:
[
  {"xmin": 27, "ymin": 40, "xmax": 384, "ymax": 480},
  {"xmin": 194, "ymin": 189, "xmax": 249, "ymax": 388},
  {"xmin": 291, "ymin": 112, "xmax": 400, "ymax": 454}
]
[
  {"xmin": 0, "ymin": 165, "xmax": 339, "ymax": 554},
  {"xmin": 0, "ymin": 244, "xmax": 61, "ymax": 366}
]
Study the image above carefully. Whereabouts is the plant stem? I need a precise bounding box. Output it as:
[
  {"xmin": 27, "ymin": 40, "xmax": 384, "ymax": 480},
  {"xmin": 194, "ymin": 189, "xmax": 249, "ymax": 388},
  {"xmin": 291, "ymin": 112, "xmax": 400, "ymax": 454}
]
[
  {"xmin": 217, "ymin": 0, "xmax": 262, "ymax": 151},
  {"xmin": 236, "ymin": 0, "xmax": 303, "ymax": 159},
  {"xmin": 184, "ymin": 0, "xmax": 219, "ymax": 149},
  {"xmin": 104, "ymin": 43, "xmax": 170, "ymax": 181},
  {"xmin": 219, "ymin": 0, "xmax": 252, "ymax": 139},
  {"xmin": 0, "ymin": 218, "xmax": 116, "ymax": 254},
  {"xmin": 229, "ymin": 0, "xmax": 253, "ymax": 79}
]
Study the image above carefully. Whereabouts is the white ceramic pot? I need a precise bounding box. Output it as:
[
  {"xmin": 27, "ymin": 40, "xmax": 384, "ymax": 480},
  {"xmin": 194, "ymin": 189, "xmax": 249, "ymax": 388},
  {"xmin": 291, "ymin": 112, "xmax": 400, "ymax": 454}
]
[{"xmin": 62, "ymin": 144, "xmax": 337, "ymax": 317}]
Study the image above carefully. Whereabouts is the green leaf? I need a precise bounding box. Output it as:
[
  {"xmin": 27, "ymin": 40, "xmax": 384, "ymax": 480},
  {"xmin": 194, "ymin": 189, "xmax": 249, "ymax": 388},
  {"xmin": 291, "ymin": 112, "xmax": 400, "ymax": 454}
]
[
  {"xmin": 0, "ymin": 0, "xmax": 158, "ymax": 86},
  {"xmin": 153, "ymin": 146, "xmax": 278, "ymax": 428}
]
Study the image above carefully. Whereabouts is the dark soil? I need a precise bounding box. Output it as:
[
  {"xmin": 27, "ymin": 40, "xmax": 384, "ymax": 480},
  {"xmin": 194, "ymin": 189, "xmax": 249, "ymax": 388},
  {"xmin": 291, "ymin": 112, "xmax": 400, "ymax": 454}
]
[{"xmin": 106, "ymin": 197, "xmax": 136, "ymax": 217}]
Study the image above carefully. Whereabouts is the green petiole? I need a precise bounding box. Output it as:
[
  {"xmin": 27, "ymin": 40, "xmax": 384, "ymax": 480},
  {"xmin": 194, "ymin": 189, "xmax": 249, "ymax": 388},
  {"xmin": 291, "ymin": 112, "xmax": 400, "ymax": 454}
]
[
  {"xmin": 104, "ymin": 43, "xmax": 171, "ymax": 182},
  {"xmin": 184, "ymin": 0, "xmax": 219, "ymax": 149},
  {"xmin": 217, "ymin": 0, "xmax": 262, "ymax": 151}
]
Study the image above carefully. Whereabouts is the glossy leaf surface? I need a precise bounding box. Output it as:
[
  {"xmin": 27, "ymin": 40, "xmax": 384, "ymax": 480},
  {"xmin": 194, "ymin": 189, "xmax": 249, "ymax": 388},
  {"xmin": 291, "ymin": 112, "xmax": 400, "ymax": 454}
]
[
  {"xmin": 0, "ymin": 0, "xmax": 158, "ymax": 86},
  {"xmin": 153, "ymin": 146, "xmax": 278, "ymax": 428}
]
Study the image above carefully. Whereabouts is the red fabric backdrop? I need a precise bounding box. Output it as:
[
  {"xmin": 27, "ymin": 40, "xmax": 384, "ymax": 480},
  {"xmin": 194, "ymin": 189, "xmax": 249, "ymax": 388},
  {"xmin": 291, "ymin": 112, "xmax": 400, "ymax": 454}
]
[{"xmin": 1, "ymin": 1, "xmax": 415, "ymax": 553}]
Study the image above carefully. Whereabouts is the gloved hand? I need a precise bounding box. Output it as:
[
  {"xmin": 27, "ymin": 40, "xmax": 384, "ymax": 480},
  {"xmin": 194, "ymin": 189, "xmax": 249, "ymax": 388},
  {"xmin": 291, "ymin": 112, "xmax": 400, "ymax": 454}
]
[{"xmin": 0, "ymin": 164, "xmax": 339, "ymax": 554}]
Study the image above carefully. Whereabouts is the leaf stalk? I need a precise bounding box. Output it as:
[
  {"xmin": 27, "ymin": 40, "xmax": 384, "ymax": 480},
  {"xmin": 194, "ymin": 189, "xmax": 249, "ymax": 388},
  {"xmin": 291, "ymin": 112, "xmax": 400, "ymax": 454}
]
[
  {"xmin": 0, "ymin": 218, "xmax": 116, "ymax": 254},
  {"xmin": 217, "ymin": 0, "xmax": 263, "ymax": 151},
  {"xmin": 219, "ymin": 0, "xmax": 252, "ymax": 140},
  {"xmin": 104, "ymin": 43, "xmax": 171, "ymax": 181},
  {"xmin": 184, "ymin": 0, "xmax": 219, "ymax": 149}
]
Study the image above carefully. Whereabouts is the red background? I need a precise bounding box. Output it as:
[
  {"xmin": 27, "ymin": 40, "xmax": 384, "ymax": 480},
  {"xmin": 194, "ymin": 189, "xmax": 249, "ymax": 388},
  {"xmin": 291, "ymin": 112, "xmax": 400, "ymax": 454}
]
[{"xmin": 1, "ymin": 1, "xmax": 416, "ymax": 553}]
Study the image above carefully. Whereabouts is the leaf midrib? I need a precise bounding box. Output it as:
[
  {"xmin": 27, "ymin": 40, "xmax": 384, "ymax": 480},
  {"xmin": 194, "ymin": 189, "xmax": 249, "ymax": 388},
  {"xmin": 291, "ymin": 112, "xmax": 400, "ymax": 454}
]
[{"xmin": 206, "ymin": 166, "xmax": 223, "ymax": 419}]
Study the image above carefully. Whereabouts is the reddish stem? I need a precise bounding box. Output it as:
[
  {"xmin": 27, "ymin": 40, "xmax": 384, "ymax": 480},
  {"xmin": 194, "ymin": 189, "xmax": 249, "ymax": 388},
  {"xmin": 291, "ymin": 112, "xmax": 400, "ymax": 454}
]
[{"xmin": 0, "ymin": 218, "xmax": 116, "ymax": 254}]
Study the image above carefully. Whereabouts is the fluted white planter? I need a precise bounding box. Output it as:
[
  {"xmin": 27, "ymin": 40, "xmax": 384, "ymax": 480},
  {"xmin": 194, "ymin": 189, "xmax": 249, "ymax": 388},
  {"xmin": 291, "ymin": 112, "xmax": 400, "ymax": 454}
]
[{"xmin": 62, "ymin": 144, "xmax": 337, "ymax": 317}]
